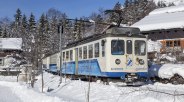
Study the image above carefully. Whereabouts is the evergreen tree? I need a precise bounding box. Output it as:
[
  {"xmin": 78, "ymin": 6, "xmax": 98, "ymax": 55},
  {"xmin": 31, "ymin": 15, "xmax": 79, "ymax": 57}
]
[
  {"xmin": 109, "ymin": 2, "xmax": 123, "ymax": 23},
  {"xmin": 2, "ymin": 28, "xmax": 7, "ymax": 38},
  {"xmin": 157, "ymin": 1, "xmax": 167, "ymax": 8},
  {"xmin": 0, "ymin": 26, "xmax": 2, "ymax": 37},
  {"xmin": 13, "ymin": 8, "xmax": 22, "ymax": 37},
  {"xmin": 22, "ymin": 14, "xmax": 28, "ymax": 29},
  {"xmin": 28, "ymin": 13, "xmax": 37, "ymax": 64},
  {"xmin": 28, "ymin": 13, "xmax": 36, "ymax": 31},
  {"xmin": 21, "ymin": 14, "xmax": 28, "ymax": 51},
  {"xmin": 123, "ymin": 0, "xmax": 156, "ymax": 25},
  {"xmin": 124, "ymin": 0, "xmax": 129, "ymax": 8},
  {"xmin": 38, "ymin": 13, "xmax": 49, "ymax": 53},
  {"xmin": 14, "ymin": 8, "xmax": 22, "ymax": 26},
  {"xmin": 168, "ymin": 2, "xmax": 175, "ymax": 7}
]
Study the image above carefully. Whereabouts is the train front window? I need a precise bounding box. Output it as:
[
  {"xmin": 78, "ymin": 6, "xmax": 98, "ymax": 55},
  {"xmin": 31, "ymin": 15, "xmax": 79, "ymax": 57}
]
[
  {"xmin": 135, "ymin": 40, "xmax": 146, "ymax": 56},
  {"xmin": 127, "ymin": 40, "xmax": 132, "ymax": 54},
  {"xmin": 111, "ymin": 40, "xmax": 124, "ymax": 55}
]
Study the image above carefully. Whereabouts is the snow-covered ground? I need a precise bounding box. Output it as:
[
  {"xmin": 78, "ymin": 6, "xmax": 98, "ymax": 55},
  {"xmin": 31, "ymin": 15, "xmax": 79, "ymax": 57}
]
[
  {"xmin": 0, "ymin": 76, "xmax": 64, "ymax": 102},
  {"xmin": 1, "ymin": 63, "xmax": 184, "ymax": 102}
]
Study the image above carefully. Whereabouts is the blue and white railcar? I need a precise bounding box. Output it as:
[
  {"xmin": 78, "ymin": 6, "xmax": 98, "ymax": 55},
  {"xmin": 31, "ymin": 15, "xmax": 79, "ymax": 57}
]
[
  {"xmin": 43, "ymin": 53, "xmax": 59, "ymax": 73},
  {"xmin": 61, "ymin": 27, "xmax": 148, "ymax": 82}
]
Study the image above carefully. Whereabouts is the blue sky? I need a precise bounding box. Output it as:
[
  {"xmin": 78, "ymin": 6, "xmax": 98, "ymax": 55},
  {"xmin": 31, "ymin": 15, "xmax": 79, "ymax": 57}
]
[{"xmin": 0, "ymin": 0, "xmax": 125, "ymax": 20}]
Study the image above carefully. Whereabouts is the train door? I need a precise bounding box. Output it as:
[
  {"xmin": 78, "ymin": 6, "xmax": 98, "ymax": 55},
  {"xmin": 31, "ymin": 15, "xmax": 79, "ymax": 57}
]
[
  {"xmin": 126, "ymin": 39, "xmax": 133, "ymax": 69},
  {"xmin": 75, "ymin": 48, "xmax": 78, "ymax": 75}
]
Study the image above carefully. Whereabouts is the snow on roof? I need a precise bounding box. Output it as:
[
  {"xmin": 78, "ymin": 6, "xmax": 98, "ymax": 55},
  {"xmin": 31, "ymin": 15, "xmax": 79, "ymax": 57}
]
[
  {"xmin": 153, "ymin": 0, "xmax": 184, "ymax": 6},
  {"xmin": 131, "ymin": 5, "xmax": 184, "ymax": 31},
  {"xmin": 0, "ymin": 38, "xmax": 22, "ymax": 50}
]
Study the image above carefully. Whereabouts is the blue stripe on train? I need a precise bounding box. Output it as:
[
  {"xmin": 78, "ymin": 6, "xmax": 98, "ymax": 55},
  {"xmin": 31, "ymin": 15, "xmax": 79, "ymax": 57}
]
[
  {"xmin": 61, "ymin": 59, "xmax": 148, "ymax": 78},
  {"xmin": 49, "ymin": 64, "xmax": 57, "ymax": 72}
]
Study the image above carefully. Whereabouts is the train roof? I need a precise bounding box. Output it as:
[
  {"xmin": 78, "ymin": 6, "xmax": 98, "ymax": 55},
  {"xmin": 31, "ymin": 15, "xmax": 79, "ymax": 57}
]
[{"xmin": 64, "ymin": 27, "xmax": 146, "ymax": 49}]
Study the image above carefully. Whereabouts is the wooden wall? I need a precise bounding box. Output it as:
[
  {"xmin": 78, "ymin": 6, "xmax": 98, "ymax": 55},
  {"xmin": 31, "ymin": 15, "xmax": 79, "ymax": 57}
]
[{"xmin": 142, "ymin": 28, "xmax": 184, "ymax": 53}]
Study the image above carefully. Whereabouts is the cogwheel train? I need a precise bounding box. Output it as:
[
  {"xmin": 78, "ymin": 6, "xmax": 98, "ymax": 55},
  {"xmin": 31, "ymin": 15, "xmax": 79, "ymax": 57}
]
[{"xmin": 43, "ymin": 26, "xmax": 148, "ymax": 84}]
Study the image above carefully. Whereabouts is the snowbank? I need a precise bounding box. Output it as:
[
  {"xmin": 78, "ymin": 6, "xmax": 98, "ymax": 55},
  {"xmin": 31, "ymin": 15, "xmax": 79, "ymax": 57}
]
[
  {"xmin": 158, "ymin": 64, "xmax": 184, "ymax": 79},
  {"xmin": 34, "ymin": 72, "xmax": 184, "ymax": 102},
  {"xmin": 1, "ymin": 71, "xmax": 184, "ymax": 102},
  {"xmin": 159, "ymin": 54, "xmax": 176, "ymax": 62},
  {"xmin": 0, "ymin": 81, "xmax": 64, "ymax": 102},
  {"xmin": 0, "ymin": 54, "xmax": 24, "ymax": 70},
  {"xmin": 149, "ymin": 64, "xmax": 184, "ymax": 79}
]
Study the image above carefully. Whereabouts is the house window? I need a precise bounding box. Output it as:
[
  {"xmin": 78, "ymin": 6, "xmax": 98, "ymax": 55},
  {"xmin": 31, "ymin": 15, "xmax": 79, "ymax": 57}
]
[
  {"xmin": 0, "ymin": 58, "xmax": 3, "ymax": 66},
  {"xmin": 95, "ymin": 43, "xmax": 99, "ymax": 58},
  {"xmin": 174, "ymin": 40, "xmax": 180, "ymax": 46},
  {"xmin": 88, "ymin": 44, "xmax": 93, "ymax": 58},
  {"xmin": 166, "ymin": 41, "xmax": 173, "ymax": 47},
  {"xmin": 83, "ymin": 46, "xmax": 87, "ymax": 59}
]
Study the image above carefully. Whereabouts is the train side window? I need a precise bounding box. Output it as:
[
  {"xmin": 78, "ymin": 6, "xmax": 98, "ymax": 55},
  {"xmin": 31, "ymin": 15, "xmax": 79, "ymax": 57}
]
[
  {"xmin": 62, "ymin": 52, "xmax": 65, "ymax": 61},
  {"xmin": 66, "ymin": 51, "xmax": 69, "ymax": 61},
  {"xmin": 127, "ymin": 40, "xmax": 132, "ymax": 54},
  {"xmin": 88, "ymin": 44, "xmax": 93, "ymax": 58},
  {"xmin": 70, "ymin": 50, "xmax": 73, "ymax": 61},
  {"xmin": 83, "ymin": 46, "xmax": 87, "ymax": 59},
  {"xmin": 79, "ymin": 47, "xmax": 82, "ymax": 60},
  {"xmin": 95, "ymin": 43, "xmax": 99, "ymax": 57},
  {"xmin": 111, "ymin": 40, "xmax": 124, "ymax": 55},
  {"xmin": 135, "ymin": 40, "xmax": 146, "ymax": 56}
]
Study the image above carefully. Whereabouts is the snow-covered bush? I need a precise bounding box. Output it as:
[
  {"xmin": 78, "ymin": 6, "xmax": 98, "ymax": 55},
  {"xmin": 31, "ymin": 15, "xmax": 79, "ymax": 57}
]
[
  {"xmin": 148, "ymin": 39, "xmax": 162, "ymax": 53},
  {"xmin": 2, "ymin": 54, "xmax": 26, "ymax": 70}
]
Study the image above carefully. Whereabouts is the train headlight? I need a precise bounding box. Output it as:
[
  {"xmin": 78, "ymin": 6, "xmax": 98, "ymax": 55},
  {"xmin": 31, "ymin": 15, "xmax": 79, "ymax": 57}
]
[
  {"xmin": 115, "ymin": 59, "xmax": 121, "ymax": 65},
  {"xmin": 139, "ymin": 59, "xmax": 144, "ymax": 65}
]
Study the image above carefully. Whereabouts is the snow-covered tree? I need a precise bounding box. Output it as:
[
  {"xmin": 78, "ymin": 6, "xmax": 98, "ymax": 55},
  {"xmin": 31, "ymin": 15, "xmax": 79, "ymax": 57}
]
[{"xmin": 0, "ymin": 26, "xmax": 2, "ymax": 37}]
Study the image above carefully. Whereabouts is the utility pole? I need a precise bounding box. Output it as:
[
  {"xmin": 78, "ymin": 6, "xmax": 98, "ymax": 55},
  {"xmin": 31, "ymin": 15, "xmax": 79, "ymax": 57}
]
[
  {"xmin": 59, "ymin": 24, "xmax": 63, "ymax": 83},
  {"xmin": 41, "ymin": 31, "xmax": 44, "ymax": 93}
]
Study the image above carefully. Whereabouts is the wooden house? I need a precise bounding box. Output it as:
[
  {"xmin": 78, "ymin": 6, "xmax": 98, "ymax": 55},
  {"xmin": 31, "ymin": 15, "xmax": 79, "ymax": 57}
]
[
  {"xmin": 132, "ymin": 5, "xmax": 184, "ymax": 54},
  {"xmin": 0, "ymin": 38, "xmax": 22, "ymax": 67}
]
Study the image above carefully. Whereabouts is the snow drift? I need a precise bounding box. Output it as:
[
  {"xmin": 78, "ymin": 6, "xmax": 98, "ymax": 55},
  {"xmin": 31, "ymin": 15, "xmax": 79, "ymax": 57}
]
[{"xmin": 149, "ymin": 64, "xmax": 184, "ymax": 79}]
